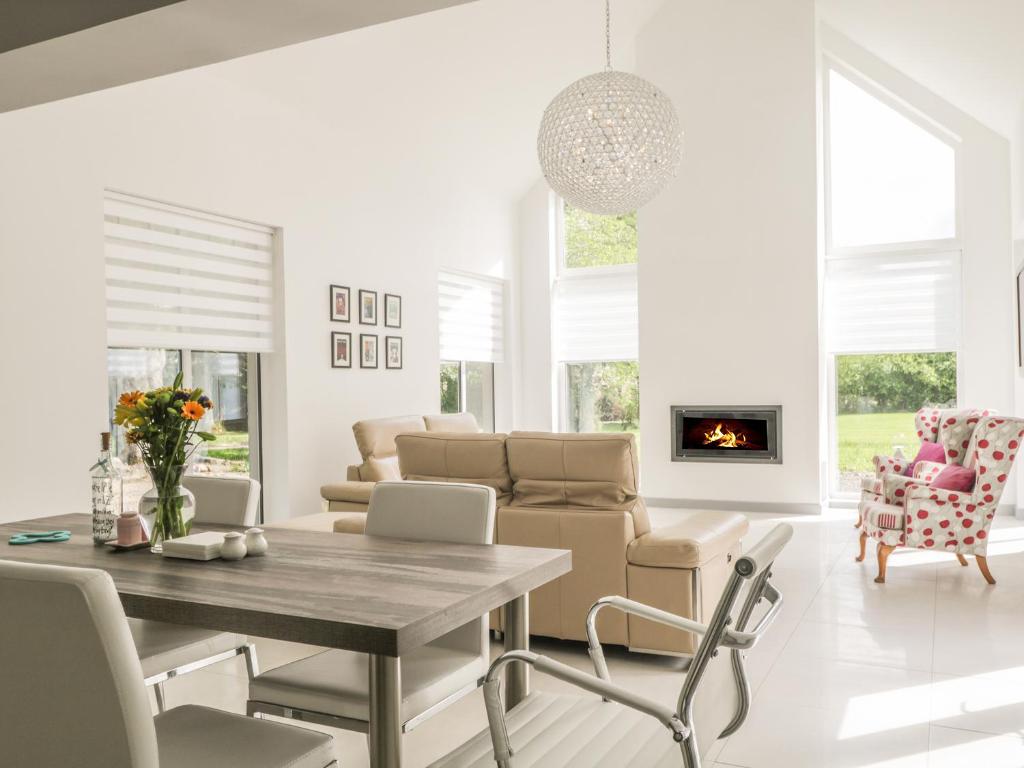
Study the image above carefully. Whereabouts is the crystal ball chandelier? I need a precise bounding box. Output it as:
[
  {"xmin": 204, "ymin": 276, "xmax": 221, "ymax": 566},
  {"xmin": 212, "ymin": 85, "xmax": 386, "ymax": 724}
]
[{"xmin": 537, "ymin": 0, "xmax": 682, "ymax": 216}]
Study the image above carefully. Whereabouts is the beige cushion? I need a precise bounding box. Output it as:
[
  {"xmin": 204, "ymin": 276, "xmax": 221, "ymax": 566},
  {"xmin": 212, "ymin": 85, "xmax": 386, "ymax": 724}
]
[
  {"xmin": 332, "ymin": 511, "xmax": 368, "ymax": 534},
  {"xmin": 506, "ymin": 432, "xmax": 640, "ymax": 508},
  {"xmin": 266, "ymin": 511, "xmax": 355, "ymax": 533},
  {"xmin": 364, "ymin": 455, "xmax": 401, "ymax": 481},
  {"xmin": 396, "ymin": 432, "xmax": 513, "ymax": 504},
  {"xmin": 352, "ymin": 415, "xmax": 426, "ymax": 461},
  {"xmin": 626, "ymin": 511, "xmax": 749, "ymax": 569},
  {"xmin": 425, "ymin": 412, "xmax": 480, "ymax": 432},
  {"xmin": 320, "ymin": 480, "xmax": 374, "ymax": 503},
  {"xmin": 155, "ymin": 704, "xmax": 334, "ymax": 768},
  {"xmin": 128, "ymin": 619, "xmax": 247, "ymax": 679},
  {"xmin": 249, "ymin": 645, "xmax": 485, "ymax": 725}
]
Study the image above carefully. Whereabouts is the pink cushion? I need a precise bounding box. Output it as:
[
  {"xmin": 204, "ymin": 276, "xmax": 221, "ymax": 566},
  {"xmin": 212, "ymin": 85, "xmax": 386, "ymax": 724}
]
[
  {"xmin": 931, "ymin": 465, "xmax": 976, "ymax": 492},
  {"xmin": 905, "ymin": 441, "xmax": 946, "ymax": 476}
]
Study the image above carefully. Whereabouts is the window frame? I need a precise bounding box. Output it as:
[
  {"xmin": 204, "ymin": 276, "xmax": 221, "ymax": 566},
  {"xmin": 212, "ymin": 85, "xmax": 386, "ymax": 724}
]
[
  {"xmin": 822, "ymin": 57, "xmax": 964, "ymax": 500},
  {"xmin": 559, "ymin": 360, "xmax": 640, "ymax": 434},
  {"xmin": 439, "ymin": 359, "xmax": 496, "ymax": 432}
]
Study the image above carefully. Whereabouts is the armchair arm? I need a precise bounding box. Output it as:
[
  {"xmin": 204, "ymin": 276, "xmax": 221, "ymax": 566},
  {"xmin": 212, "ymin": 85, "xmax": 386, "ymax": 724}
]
[
  {"xmin": 319, "ymin": 480, "xmax": 374, "ymax": 504},
  {"xmin": 912, "ymin": 460, "xmax": 945, "ymax": 483},
  {"xmin": 907, "ymin": 484, "xmax": 973, "ymax": 505},
  {"xmin": 882, "ymin": 473, "xmax": 927, "ymax": 505},
  {"xmin": 481, "ymin": 650, "xmax": 688, "ymax": 762},
  {"xmin": 873, "ymin": 454, "xmax": 908, "ymax": 476}
]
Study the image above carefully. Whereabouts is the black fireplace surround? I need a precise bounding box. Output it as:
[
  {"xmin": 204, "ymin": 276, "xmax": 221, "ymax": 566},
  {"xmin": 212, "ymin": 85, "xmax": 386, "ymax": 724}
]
[{"xmin": 670, "ymin": 405, "xmax": 782, "ymax": 464}]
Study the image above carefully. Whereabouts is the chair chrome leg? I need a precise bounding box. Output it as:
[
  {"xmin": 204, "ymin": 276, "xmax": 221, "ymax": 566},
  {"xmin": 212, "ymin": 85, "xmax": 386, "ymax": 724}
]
[
  {"xmin": 154, "ymin": 681, "xmax": 167, "ymax": 713},
  {"xmin": 242, "ymin": 642, "xmax": 260, "ymax": 679}
]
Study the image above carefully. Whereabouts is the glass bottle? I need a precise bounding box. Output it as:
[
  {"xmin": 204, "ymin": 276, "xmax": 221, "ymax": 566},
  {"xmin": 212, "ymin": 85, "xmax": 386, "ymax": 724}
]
[{"xmin": 91, "ymin": 431, "xmax": 123, "ymax": 544}]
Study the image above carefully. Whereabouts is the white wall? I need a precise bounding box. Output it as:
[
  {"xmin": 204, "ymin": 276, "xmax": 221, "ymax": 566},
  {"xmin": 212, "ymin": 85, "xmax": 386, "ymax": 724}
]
[
  {"xmin": 1, "ymin": 0, "xmax": 603, "ymax": 524},
  {"xmin": 633, "ymin": 0, "xmax": 823, "ymax": 511}
]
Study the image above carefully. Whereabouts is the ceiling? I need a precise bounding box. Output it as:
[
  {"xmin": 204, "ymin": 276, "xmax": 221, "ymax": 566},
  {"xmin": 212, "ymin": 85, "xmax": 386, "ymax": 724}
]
[{"xmin": 0, "ymin": 0, "xmax": 475, "ymax": 113}]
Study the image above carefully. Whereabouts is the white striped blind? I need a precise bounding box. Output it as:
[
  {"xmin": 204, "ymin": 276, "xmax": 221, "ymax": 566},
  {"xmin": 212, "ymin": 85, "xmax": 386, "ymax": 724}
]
[
  {"xmin": 104, "ymin": 191, "xmax": 275, "ymax": 353},
  {"xmin": 555, "ymin": 266, "xmax": 638, "ymax": 362},
  {"xmin": 826, "ymin": 250, "xmax": 961, "ymax": 354},
  {"xmin": 438, "ymin": 271, "xmax": 505, "ymax": 363}
]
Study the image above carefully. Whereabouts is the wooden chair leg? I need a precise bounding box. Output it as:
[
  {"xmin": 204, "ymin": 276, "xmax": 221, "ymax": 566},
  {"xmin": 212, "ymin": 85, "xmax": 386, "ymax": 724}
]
[
  {"xmin": 956, "ymin": 554, "xmax": 968, "ymax": 567},
  {"xmin": 976, "ymin": 555, "xmax": 996, "ymax": 585},
  {"xmin": 875, "ymin": 544, "xmax": 895, "ymax": 584},
  {"xmin": 855, "ymin": 531, "xmax": 868, "ymax": 562}
]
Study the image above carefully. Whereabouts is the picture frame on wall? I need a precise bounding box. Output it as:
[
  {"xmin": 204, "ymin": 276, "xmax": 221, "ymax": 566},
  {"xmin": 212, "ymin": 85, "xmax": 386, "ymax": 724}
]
[
  {"xmin": 330, "ymin": 285, "xmax": 350, "ymax": 322},
  {"xmin": 384, "ymin": 293, "xmax": 402, "ymax": 328},
  {"xmin": 359, "ymin": 290, "xmax": 378, "ymax": 325},
  {"xmin": 331, "ymin": 331, "xmax": 352, "ymax": 368},
  {"xmin": 385, "ymin": 336, "xmax": 403, "ymax": 369},
  {"xmin": 360, "ymin": 334, "xmax": 378, "ymax": 368}
]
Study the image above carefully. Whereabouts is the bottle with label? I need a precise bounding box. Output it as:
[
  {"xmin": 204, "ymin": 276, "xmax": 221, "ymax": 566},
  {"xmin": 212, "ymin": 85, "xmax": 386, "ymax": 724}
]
[{"xmin": 91, "ymin": 431, "xmax": 123, "ymax": 544}]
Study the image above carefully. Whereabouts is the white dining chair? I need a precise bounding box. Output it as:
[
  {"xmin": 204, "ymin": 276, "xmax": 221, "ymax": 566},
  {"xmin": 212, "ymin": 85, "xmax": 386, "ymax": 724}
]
[
  {"xmin": 247, "ymin": 480, "xmax": 495, "ymax": 739},
  {"xmin": 428, "ymin": 523, "xmax": 794, "ymax": 768},
  {"xmin": 0, "ymin": 557, "xmax": 336, "ymax": 768},
  {"xmin": 134, "ymin": 474, "xmax": 262, "ymax": 711}
]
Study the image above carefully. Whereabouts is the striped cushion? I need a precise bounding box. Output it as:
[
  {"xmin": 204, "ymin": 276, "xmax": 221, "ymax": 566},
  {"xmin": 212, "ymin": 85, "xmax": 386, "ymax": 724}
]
[{"xmin": 866, "ymin": 505, "xmax": 904, "ymax": 531}]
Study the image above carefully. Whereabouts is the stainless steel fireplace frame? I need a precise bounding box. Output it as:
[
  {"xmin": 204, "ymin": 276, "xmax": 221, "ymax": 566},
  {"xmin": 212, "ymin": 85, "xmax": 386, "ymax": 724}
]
[{"xmin": 670, "ymin": 405, "xmax": 783, "ymax": 465}]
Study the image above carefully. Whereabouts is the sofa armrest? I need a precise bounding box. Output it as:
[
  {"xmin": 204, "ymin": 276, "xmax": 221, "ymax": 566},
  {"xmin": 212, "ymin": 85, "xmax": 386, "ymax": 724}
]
[
  {"xmin": 872, "ymin": 454, "xmax": 908, "ymax": 476},
  {"xmin": 626, "ymin": 511, "xmax": 748, "ymax": 569},
  {"xmin": 320, "ymin": 480, "xmax": 374, "ymax": 504},
  {"xmin": 332, "ymin": 512, "xmax": 368, "ymax": 534},
  {"xmin": 882, "ymin": 474, "xmax": 928, "ymax": 506}
]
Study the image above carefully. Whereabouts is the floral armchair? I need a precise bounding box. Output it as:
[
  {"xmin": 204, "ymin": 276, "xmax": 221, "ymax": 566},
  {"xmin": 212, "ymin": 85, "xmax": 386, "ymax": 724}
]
[{"xmin": 857, "ymin": 408, "xmax": 1022, "ymax": 584}]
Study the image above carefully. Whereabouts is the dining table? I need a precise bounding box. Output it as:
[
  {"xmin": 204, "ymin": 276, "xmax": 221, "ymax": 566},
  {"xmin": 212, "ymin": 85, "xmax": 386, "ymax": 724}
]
[{"xmin": 0, "ymin": 513, "xmax": 572, "ymax": 768}]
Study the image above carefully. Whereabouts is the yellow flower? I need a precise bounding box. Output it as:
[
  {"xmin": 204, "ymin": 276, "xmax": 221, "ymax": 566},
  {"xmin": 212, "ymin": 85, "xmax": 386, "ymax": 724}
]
[
  {"xmin": 118, "ymin": 390, "xmax": 145, "ymax": 407},
  {"xmin": 181, "ymin": 401, "xmax": 205, "ymax": 421}
]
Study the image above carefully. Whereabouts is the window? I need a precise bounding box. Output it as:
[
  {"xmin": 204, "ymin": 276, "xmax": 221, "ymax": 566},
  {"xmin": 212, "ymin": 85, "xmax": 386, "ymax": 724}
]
[
  {"xmin": 824, "ymin": 63, "xmax": 961, "ymax": 496},
  {"xmin": 437, "ymin": 271, "xmax": 504, "ymax": 431},
  {"xmin": 556, "ymin": 202, "xmax": 640, "ymax": 434},
  {"xmin": 103, "ymin": 192, "xmax": 274, "ymax": 511},
  {"xmin": 107, "ymin": 348, "xmax": 260, "ymax": 511},
  {"xmin": 439, "ymin": 360, "xmax": 495, "ymax": 431}
]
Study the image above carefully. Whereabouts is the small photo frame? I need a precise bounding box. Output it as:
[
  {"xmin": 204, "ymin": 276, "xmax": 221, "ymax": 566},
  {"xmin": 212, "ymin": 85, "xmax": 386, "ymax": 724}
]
[
  {"xmin": 331, "ymin": 331, "xmax": 352, "ymax": 368},
  {"xmin": 384, "ymin": 293, "xmax": 402, "ymax": 328},
  {"xmin": 359, "ymin": 290, "xmax": 378, "ymax": 325},
  {"xmin": 330, "ymin": 285, "xmax": 350, "ymax": 322},
  {"xmin": 385, "ymin": 336, "xmax": 403, "ymax": 369},
  {"xmin": 360, "ymin": 334, "xmax": 378, "ymax": 368}
]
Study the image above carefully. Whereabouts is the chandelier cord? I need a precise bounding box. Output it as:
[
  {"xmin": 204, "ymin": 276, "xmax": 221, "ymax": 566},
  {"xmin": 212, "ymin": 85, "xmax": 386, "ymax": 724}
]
[{"xmin": 605, "ymin": 0, "xmax": 612, "ymax": 70}]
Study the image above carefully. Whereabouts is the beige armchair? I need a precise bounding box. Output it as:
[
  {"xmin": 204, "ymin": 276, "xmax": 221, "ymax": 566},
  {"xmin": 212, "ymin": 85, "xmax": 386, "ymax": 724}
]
[{"xmin": 332, "ymin": 430, "xmax": 749, "ymax": 656}]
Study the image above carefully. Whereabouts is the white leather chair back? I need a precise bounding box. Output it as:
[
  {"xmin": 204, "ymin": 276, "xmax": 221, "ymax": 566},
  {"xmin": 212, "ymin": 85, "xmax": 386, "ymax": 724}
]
[
  {"xmin": 0, "ymin": 559, "xmax": 159, "ymax": 767},
  {"xmin": 184, "ymin": 475, "xmax": 260, "ymax": 527},
  {"xmin": 366, "ymin": 481, "xmax": 495, "ymax": 656}
]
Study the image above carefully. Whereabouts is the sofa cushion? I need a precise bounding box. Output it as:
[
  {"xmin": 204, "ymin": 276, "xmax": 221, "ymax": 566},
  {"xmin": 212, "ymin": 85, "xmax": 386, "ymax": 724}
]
[
  {"xmin": 396, "ymin": 432, "xmax": 512, "ymax": 504},
  {"xmin": 505, "ymin": 432, "xmax": 640, "ymax": 508},
  {"xmin": 425, "ymin": 413, "xmax": 480, "ymax": 432},
  {"xmin": 352, "ymin": 415, "xmax": 426, "ymax": 461},
  {"xmin": 364, "ymin": 455, "xmax": 401, "ymax": 481},
  {"xmin": 320, "ymin": 481, "xmax": 374, "ymax": 504},
  {"xmin": 626, "ymin": 511, "xmax": 748, "ymax": 569}
]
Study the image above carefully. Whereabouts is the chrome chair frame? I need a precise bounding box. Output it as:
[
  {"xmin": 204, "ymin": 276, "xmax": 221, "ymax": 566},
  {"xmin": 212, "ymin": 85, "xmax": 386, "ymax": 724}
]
[
  {"xmin": 477, "ymin": 523, "xmax": 791, "ymax": 768},
  {"xmin": 150, "ymin": 641, "xmax": 259, "ymax": 712}
]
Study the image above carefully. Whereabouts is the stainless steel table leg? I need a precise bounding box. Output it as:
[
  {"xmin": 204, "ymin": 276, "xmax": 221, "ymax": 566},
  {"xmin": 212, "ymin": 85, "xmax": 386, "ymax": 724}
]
[
  {"xmin": 503, "ymin": 593, "xmax": 529, "ymax": 711},
  {"xmin": 369, "ymin": 654, "xmax": 401, "ymax": 768}
]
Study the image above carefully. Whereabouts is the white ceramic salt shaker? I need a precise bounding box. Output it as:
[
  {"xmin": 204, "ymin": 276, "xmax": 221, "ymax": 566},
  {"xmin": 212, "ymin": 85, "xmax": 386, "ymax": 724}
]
[
  {"xmin": 245, "ymin": 527, "xmax": 268, "ymax": 557},
  {"xmin": 221, "ymin": 531, "xmax": 247, "ymax": 561}
]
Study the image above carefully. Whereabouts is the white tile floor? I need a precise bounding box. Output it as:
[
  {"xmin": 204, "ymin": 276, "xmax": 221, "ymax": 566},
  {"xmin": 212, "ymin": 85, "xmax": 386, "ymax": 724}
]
[{"xmin": 153, "ymin": 508, "xmax": 1024, "ymax": 767}]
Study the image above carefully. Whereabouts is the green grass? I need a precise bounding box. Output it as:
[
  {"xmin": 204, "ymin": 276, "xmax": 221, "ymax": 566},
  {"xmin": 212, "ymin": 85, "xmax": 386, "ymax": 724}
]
[
  {"xmin": 599, "ymin": 421, "xmax": 639, "ymax": 435},
  {"xmin": 837, "ymin": 412, "xmax": 917, "ymax": 472}
]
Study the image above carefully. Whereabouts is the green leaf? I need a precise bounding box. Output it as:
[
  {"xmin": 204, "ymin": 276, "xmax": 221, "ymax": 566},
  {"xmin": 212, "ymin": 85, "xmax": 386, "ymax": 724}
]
[
  {"xmin": 173, "ymin": 371, "xmax": 184, "ymax": 390},
  {"xmin": 196, "ymin": 432, "xmax": 217, "ymax": 441}
]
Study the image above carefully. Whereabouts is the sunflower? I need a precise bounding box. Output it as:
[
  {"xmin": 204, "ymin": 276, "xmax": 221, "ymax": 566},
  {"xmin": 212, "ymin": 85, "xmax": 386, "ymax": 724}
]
[
  {"xmin": 118, "ymin": 390, "xmax": 145, "ymax": 407},
  {"xmin": 181, "ymin": 401, "xmax": 205, "ymax": 421}
]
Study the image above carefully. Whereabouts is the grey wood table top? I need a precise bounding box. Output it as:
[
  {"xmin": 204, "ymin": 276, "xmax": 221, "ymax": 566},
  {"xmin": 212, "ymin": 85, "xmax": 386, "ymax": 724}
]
[{"xmin": 0, "ymin": 513, "xmax": 571, "ymax": 656}]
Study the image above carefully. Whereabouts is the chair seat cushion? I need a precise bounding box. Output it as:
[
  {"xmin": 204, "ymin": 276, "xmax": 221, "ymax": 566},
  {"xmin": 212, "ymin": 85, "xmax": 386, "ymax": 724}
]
[
  {"xmin": 864, "ymin": 503, "xmax": 905, "ymax": 531},
  {"xmin": 428, "ymin": 692, "xmax": 683, "ymax": 767},
  {"xmin": 249, "ymin": 643, "xmax": 486, "ymax": 723},
  {"xmin": 626, "ymin": 511, "xmax": 748, "ymax": 568},
  {"xmin": 155, "ymin": 704, "xmax": 333, "ymax": 768},
  {"xmin": 128, "ymin": 618, "xmax": 246, "ymax": 679}
]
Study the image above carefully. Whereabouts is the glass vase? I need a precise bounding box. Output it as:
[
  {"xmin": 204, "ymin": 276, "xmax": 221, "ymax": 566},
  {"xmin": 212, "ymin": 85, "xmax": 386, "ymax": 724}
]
[{"xmin": 138, "ymin": 464, "xmax": 195, "ymax": 553}]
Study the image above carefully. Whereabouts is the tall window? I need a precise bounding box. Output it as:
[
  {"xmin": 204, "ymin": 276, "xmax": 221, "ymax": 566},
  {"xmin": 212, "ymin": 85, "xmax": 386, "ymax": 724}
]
[
  {"xmin": 103, "ymin": 192, "xmax": 274, "ymax": 509},
  {"xmin": 556, "ymin": 202, "xmax": 639, "ymax": 434},
  {"xmin": 438, "ymin": 271, "xmax": 504, "ymax": 431},
  {"xmin": 824, "ymin": 65, "xmax": 961, "ymax": 495}
]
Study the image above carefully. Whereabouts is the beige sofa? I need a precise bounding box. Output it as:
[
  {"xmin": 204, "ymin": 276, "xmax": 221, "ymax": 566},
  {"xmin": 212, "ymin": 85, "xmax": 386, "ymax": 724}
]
[
  {"xmin": 333, "ymin": 430, "xmax": 748, "ymax": 656},
  {"xmin": 319, "ymin": 413, "xmax": 480, "ymax": 513}
]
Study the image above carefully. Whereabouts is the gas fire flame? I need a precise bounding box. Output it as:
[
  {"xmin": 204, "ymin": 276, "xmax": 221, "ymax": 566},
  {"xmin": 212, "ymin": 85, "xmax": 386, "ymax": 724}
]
[{"xmin": 703, "ymin": 423, "xmax": 748, "ymax": 449}]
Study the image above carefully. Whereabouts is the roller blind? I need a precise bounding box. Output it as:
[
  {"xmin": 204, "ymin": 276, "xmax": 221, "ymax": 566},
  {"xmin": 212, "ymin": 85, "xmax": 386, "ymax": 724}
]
[
  {"xmin": 826, "ymin": 250, "xmax": 961, "ymax": 354},
  {"xmin": 104, "ymin": 191, "xmax": 275, "ymax": 353},
  {"xmin": 555, "ymin": 266, "xmax": 638, "ymax": 362},
  {"xmin": 438, "ymin": 270, "xmax": 505, "ymax": 363}
]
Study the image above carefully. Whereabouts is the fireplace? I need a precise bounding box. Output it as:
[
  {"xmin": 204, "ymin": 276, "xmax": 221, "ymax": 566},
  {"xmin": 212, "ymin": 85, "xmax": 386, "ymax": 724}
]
[{"xmin": 671, "ymin": 405, "xmax": 782, "ymax": 464}]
